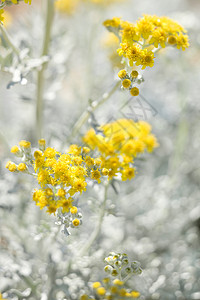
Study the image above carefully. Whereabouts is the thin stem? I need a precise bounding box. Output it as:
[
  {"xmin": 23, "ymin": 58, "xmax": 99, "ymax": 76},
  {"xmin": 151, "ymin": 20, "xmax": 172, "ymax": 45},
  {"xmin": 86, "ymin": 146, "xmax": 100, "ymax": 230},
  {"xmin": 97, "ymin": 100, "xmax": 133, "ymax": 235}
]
[
  {"xmin": 123, "ymin": 272, "xmax": 134, "ymax": 284},
  {"xmin": 0, "ymin": 23, "xmax": 20, "ymax": 59},
  {"xmin": 78, "ymin": 183, "xmax": 109, "ymax": 256},
  {"xmin": 36, "ymin": 0, "xmax": 54, "ymax": 140},
  {"xmin": 66, "ymin": 81, "xmax": 121, "ymax": 144},
  {"xmin": 133, "ymin": 40, "xmax": 143, "ymax": 46},
  {"xmin": 153, "ymin": 47, "xmax": 162, "ymax": 55}
]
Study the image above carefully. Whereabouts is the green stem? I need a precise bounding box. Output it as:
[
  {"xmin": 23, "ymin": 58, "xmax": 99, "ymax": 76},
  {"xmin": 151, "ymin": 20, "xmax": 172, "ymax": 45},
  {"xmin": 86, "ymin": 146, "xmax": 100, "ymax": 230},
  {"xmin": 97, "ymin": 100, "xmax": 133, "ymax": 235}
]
[
  {"xmin": 36, "ymin": 0, "xmax": 54, "ymax": 140},
  {"xmin": 0, "ymin": 23, "xmax": 20, "ymax": 59},
  {"xmin": 78, "ymin": 183, "xmax": 109, "ymax": 256},
  {"xmin": 66, "ymin": 81, "xmax": 121, "ymax": 144}
]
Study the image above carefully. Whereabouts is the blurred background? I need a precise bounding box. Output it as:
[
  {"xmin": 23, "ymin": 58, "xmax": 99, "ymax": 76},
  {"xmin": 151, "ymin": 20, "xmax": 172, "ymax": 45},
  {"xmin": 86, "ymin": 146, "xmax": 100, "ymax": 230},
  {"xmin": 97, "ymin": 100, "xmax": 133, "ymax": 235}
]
[{"xmin": 0, "ymin": 0, "xmax": 200, "ymax": 299}]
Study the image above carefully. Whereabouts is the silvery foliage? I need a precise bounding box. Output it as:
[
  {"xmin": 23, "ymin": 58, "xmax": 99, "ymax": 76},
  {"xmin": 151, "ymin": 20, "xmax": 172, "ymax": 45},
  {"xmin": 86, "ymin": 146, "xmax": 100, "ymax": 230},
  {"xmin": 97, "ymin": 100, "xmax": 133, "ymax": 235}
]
[{"xmin": 0, "ymin": 1, "xmax": 200, "ymax": 300}]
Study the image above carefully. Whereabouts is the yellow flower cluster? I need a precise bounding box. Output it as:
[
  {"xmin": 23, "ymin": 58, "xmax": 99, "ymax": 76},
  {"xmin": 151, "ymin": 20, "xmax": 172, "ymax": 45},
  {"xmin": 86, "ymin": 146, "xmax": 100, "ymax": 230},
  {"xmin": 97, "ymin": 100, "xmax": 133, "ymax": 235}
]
[
  {"xmin": 33, "ymin": 143, "xmax": 91, "ymax": 215},
  {"xmin": 0, "ymin": 0, "xmax": 31, "ymax": 23},
  {"xmin": 103, "ymin": 15, "xmax": 189, "ymax": 96},
  {"xmin": 6, "ymin": 122, "xmax": 157, "ymax": 214},
  {"xmin": 83, "ymin": 119, "xmax": 158, "ymax": 181},
  {"xmin": 6, "ymin": 139, "xmax": 101, "ymax": 216},
  {"xmin": 80, "ymin": 278, "xmax": 140, "ymax": 299}
]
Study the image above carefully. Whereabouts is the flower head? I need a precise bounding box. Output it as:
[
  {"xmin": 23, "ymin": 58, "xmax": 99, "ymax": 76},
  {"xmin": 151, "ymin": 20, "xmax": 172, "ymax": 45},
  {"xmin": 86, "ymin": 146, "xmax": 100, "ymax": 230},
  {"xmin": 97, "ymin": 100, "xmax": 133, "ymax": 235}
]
[
  {"xmin": 103, "ymin": 14, "xmax": 189, "ymax": 96},
  {"xmin": 83, "ymin": 119, "xmax": 158, "ymax": 181}
]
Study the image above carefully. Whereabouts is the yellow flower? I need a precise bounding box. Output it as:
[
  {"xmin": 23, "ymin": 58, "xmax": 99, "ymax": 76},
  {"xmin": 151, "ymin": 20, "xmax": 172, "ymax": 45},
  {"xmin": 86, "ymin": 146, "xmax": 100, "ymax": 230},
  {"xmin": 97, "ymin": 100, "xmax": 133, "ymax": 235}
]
[
  {"xmin": 122, "ymin": 79, "xmax": 131, "ymax": 88},
  {"xmin": 113, "ymin": 279, "xmax": 124, "ymax": 285},
  {"xmin": 34, "ymin": 150, "xmax": 43, "ymax": 159},
  {"xmin": 90, "ymin": 169, "xmax": 101, "ymax": 183},
  {"xmin": 57, "ymin": 188, "xmax": 66, "ymax": 197},
  {"xmin": 84, "ymin": 156, "xmax": 94, "ymax": 166},
  {"xmin": 72, "ymin": 218, "xmax": 80, "ymax": 227},
  {"xmin": 45, "ymin": 188, "xmax": 54, "ymax": 196},
  {"xmin": 6, "ymin": 161, "xmax": 17, "ymax": 172},
  {"xmin": 144, "ymin": 135, "xmax": 159, "ymax": 152},
  {"xmin": 131, "ymin": 70, "xmax": 138, "ymax": 78},
  {"xmin": 37, "ymin": 169, "xmax": 51, "ymax": 187},
  {"xmin": 46, "ymin": 202, "xmax": 57, "ymax": 215},
  {"xmin": 73, "ymin": 178, "xmax": 87, "ymax": 193},
  {"xmin": 92, "ymin": 282, "xmax": 101, "ymax": 289},
  {"xmin": 70, "ymin": 206, "xmax": 78, "ymax": 214},
  {"xmin": 124, "ymin": 44, "xmax": 142, "ymax": 66},
  {"xmin": 82, "ymin": 146, "xmax": 90, "ymax": 154},
  {"xmin": 19, "ymin": 140, "xmax": 31, "ymax": 148},
  {"xmin": 103, "ymin": 17, "xmax": 121, "ymax": 28},
  {"xmin": 102, "ymin": 168, "xmax": 109, "ymax": 176},
  {"xmin": 80, "ymin": 295, "xmax": 89, "ymax": 300},
  {"xmin": 118, "ymin": 69, "xmax": 127, "ymax": 79},
  {"xmin": 58, "ymin": 197, "xmax": 73, "ymax": 213},
  {"xmin": 96, "ymin": 287, "xmax": 106, "ymax": 296},
  {"xmin": 137, "ymin": 49, "xmax": 155, "ymax": 69},
  {"xmin": 131, "ymin": 291, "xmax": 140, "ymax": 298},
  {"xmin": 11, "ymin": 145, "xmax": 20, "ymax": 154},
  {"xmin": 33, "ymin": 189, "xmax": 49, "ymax": 209},
  {"xmin": 110, "ymin": 285, "xmax": 118, "ymax": 293},
  {"xmin": 149, "ymin": 27, "xmax": 167, "ymax": 48},
  {"xmin": 121, "ymin": 21, "xmax": 139, "ymax": 43},
  {"xmin": 130, "ymin": 87, "xmax": 139, "ymax": 96},
  {"xmin": 68, "ymin": 144, "xmax": 81, "ymax": 155},
  {"xmin": 44, "ymin": 147, "xmax": 56, "ymax": 158},
  {"xmin": 121, "ymin": 167, "xmax": 135, "ymax": 181},
  {"xmin": 168, "ymin": 35, "xmax": 177, "ymax": 45},
  {"xmin": 176, "ymin": 33, "xmax": 190, "ymax": 51},
  {"xmin": 136, "ymin": 15, "xmax": 154, "ymax": 39},
  {"xmin": 18, "ymin": 163, "xmax": 27, "ymax": 172}
]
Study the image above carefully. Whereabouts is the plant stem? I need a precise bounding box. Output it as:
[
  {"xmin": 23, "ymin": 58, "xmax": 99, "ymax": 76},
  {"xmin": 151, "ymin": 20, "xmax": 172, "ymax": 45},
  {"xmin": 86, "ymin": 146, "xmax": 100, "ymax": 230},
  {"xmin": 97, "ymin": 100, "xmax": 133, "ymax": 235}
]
[
  {"xmin": 66, "ymin": 81, "xmax": 121, "ymax": 144},
  {"xmin": 78, "ymin": 183, "xmax": 109, "ymax": 256},
  {"xmin": 0, "ymin": 23, "xmax": 20, "ymax": 59},
  {"xmin": 36, "ymin": 0, "xmax": 54, "ymax": 140}
]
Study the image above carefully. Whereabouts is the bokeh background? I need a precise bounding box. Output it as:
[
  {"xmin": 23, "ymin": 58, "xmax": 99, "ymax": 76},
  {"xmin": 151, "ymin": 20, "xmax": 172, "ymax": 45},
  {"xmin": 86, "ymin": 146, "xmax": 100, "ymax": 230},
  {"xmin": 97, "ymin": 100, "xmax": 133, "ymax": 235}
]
[{"xmin": 0, "ymin": 0, "xmax": 200, "ymax": 299}]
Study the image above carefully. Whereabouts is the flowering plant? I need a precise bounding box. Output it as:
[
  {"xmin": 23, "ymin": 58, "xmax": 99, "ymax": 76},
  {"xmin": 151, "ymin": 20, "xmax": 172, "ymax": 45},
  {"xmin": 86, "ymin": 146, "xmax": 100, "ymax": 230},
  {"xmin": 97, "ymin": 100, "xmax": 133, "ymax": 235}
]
[{"xmin": 0, "ymin": 1, "xmax": 194, "ymax": 300}]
